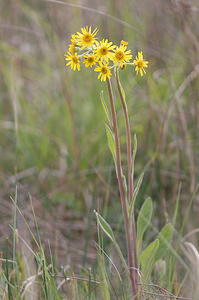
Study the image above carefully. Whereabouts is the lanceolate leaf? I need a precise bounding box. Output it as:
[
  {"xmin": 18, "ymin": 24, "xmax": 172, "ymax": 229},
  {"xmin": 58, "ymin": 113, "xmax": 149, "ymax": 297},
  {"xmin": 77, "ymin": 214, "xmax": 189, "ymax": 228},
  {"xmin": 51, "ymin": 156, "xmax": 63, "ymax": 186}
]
[
  {"xmin": 140, "ymin": 239, "xmax": 159, "ymax": 281},
  {"xmin": 136, "ymin": 197, "xmax": 153, "ymax": 257},
  {"xmin": 131, "ymin": 134, "xmax": 137, "ymax": 179},
  {"xmin": 94, "ymin": 210, "xmax": 115, "ymax": 242},
  {"xmin": 105, "ymin": 124, "xmax": 116, "ymax": 169},
  {"xmin": 122, "ymin": 174, "xmax": 128, "ymax": 200},
  {"xmin": 132, "ymin": 134, "xmax": 137, "ymax": 162},
  {"xmin": 100, "ymin": 90, "xmax": 111, "ymax": 125},
  {"xmin": 118, "ymin": 79, "xmax": 127, "ymax": 108},
  {"xmin": 128, "ymin": 172, "xmax": 144, "ymax": 219},
  {"xmin": 155, "ymin": 223, "xmax": 173, "ymax": 261},
  {"xmin": 94, "ymin": 211, "xmax": 128, "ymax": 274}
]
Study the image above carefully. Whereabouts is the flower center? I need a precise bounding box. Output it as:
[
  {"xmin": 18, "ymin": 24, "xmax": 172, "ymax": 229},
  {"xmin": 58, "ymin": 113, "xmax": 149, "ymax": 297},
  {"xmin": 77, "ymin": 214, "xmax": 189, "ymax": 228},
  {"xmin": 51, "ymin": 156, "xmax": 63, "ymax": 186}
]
[
  {"xmin": 99, "ymin": 47, "xmax": 108, "ymax": 56},
  {"xmin": 83, "ymin": 33, "xmax": 93, "ymax": 43},
  {"xmin": 115, "ymin": 51, "xmax": 124, "ymax": 61},
  {"xmin": 137, "ymin": 60, "xmax": 144, "ymax": 68},
  {"xmin": 101, "ymin": 67, "xmax": 108, "ymax": 74},
  {"xmin": 88, "ymin": 57, "xmax": 94, "ymax": 63},
  {"xmin": 72, "ymin": 56, "xmax": 79, "ymax": 64}
]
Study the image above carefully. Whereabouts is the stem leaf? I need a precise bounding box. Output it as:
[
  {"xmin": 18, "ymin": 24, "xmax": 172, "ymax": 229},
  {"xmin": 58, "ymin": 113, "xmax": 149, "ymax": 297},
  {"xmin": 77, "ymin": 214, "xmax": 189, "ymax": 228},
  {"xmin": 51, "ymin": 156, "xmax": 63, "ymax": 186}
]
[
  {"xmin": 140, "ymin": 239, "xmax": 159, "ymax": 281},
  {"xmin": 94, "ymin": 210, "xmax": 128, "ymax": 274},
  {"xmin": 105, "ymin": 124, "xmax": 116, "ymax": 169},
  {"xmin": 154, "ymin": 223, "xmax": 173, "ymax": 261},
  {"xmin": 136, "ymin": 197, "xmax": 153, "ymax": 256},
  {"xmin": 100, "ymin": 90, "xmax": 111, "ymax": 125},
  {"xmin": 128, "ymin": 172, "xmax": 144, "ymax": 218},
  {"xmin": 94, "ymin": 210, "xmax": 115, "ymax": 242}
]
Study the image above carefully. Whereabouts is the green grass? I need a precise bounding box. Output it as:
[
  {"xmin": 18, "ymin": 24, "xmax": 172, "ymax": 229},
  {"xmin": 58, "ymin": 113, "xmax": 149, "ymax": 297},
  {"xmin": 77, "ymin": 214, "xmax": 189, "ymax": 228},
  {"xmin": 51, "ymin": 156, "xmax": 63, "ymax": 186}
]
[{"xmin": 0, "ymin": 186, "xmax": 197, "ymax": 299}]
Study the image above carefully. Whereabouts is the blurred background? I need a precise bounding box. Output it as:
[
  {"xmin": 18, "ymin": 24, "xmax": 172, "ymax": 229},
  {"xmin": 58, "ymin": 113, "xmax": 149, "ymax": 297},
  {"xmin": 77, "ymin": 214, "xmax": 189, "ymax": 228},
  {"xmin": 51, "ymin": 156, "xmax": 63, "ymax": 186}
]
[{"xmin": 0, "ymin": 0, "xmax": 199, "ymax": 267}]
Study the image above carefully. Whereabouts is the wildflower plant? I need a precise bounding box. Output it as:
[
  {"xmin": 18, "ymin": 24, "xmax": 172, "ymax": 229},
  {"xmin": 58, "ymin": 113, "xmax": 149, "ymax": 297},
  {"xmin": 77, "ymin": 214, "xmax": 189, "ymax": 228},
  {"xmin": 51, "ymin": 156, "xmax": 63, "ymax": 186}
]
[
  {"xmin": 65, "ymin": 26, "xmax": 151, "ymax": 299},
  {"xmin": 64, "ymin": 26, "xmax": 148, "ymax": 79}
]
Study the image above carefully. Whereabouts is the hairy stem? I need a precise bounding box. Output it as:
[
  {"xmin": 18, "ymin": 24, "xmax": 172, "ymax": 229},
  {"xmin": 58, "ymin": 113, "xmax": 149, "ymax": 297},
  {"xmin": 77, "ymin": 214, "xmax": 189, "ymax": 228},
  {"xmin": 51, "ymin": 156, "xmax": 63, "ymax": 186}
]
[
  {"xmin": 115, "ymin": 68, "xmax": 138, "ymax": 290},
  {"xmin": 106, "ymin": 78, "xmax": 137, "ymax": 298}
]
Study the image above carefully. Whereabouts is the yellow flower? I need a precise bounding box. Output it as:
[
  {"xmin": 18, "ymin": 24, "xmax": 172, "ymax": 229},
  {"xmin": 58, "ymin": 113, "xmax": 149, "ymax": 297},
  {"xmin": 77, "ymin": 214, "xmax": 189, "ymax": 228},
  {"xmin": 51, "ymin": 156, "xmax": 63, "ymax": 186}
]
[
  {"xmin": 121, "ymin": 40, "xmax": 128, "ymax": 48},
  {"xmin": 65, "ymin": 52, "xmax": 80, "ymax": 71},
  {"xmin": 71, "ymin": 34, "xmax": 76, "ymax": 43},
  {"xmin": 95, "ymin": 39, "xmax": 115, "ymax": 62},
  {"xmin": 68, "ymin": 42, "xmax": 76, "ymax": 54},
  {"xmin": 68, "ymin": 34, "xmax": 78, "ymax": 54},
  {"xmin": 83, "ymin": 54, "xmax": 97, "ymax": 68},
  {"xmin": 133, "ymin": 51, "xmax": 148, "ymax": 76},
  {"xmin": 112, "ymin": 45, "xmax": 132, "ymax": 67},
  {"xmin": 94, "ymin": 62, "xmax": 112, "ymax": 82},
  {"xmin": 120, "ymin": 64, "xmax": 126, "ymax": 70},
  {"xmin": 75, "ymin": 26, "xmax": 98, "ymax": 49}
]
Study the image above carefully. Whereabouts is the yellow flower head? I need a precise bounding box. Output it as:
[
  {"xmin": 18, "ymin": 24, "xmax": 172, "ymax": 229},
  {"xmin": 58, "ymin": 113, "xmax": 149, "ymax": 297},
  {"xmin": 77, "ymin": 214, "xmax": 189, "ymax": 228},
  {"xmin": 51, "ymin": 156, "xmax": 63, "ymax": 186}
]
[
  {"xmin": 65, "ymin": 52, "xmax": 80, "ymax": 71},
  {"xmin": 94, "ymin": 62, "xmax": 112, "ymax": 82},
  {"xmin": 68, "ymin": 34, "xmax": 78, "ymax": 54},
  {"xmin": 133, "ymin": 51, "xmax": 148, "ymax": 77},
  {"xmin": 83, "ymin": 54, "xmax": 97, "ymax": 68},
  {"xmin": 95, "ymin": 39, "xmax": 115, "ymax": 62},
  {"xmin": 71, "ymin": 34, "xmax": 76, "ymax": 43},
  {"xmin": 75, "ymin": 26, "xmax": 98, "ymax": 49},
  {"xmin": 120, "ymin": 64, "xmax": 126, "ymax": 70},
  {"xmin": 68, "ymin": 42, "xmax": 76, "ymax": 54},
  {"xmin": 112, "ymin": 45, "xmax": 132, "ymax": 67},
  {"xmin": 121, "ymin": 40, "xmax": 128, "ymax": 48}
]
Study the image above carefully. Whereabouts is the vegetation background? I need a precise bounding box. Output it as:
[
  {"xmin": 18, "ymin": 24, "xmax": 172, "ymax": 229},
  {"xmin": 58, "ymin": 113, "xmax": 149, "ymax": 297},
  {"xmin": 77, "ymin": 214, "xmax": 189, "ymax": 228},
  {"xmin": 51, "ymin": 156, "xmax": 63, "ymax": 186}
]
[{"xmin": 0, "ymin": 0, "xmax": 199, "ymax": 299}]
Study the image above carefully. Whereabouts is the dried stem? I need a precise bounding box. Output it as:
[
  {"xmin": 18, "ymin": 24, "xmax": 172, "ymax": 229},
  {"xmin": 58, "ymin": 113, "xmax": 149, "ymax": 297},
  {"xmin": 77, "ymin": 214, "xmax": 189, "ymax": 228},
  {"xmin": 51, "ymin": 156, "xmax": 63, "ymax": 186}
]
[
  {"xmin": 115, "ymin": 68, "xmax": 138, "ymax": 289},
  {"xmin": 106, "ymin": 78, "xmax": 137, "ymax": 298}
]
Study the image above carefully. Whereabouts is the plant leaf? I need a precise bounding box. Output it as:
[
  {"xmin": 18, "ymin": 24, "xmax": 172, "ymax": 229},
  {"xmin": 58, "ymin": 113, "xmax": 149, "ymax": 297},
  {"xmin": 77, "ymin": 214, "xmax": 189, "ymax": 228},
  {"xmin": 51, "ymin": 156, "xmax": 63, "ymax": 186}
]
[
  {"xmin": 105, "ymin": 124, "xmax": 117, "ymax": 170},
  {"xmin": 100, "ymin": 90, "xmax": 111, "ymax": 125},
  {"xmin": 94, "ymin": 210, "xmax": 115, "ymax": 242},
  {"xmin": 131, "ymin": 134, "xmax": 137, "ymax": 179},
  {"xmin": 122, "ymin": 174, "xmax": 128, "ymax": 201},
  {"xmin": 136, "ymin": 197, "xmax": 153, "ymax": 257},
  {"xmin": 132, "ymin": 134, "xmax": 137, "ymax": 161},
  {"xmin": 94, "ymin": 211, "xmax": 128, "ymax": 275},
  {"xmin": 140, "ymin": 239, "xmax": 159, "ymax": 281},
  {"xmin": 155, "ymin": 223, "xmax": 173, "ymax": 261},
  {"xmin": 119, "ymin": 80, "xmax": 127, "ymax": 107},
  {"xmin": 128, "ymin": 172, "xmax": 144, "ymax": 218}
]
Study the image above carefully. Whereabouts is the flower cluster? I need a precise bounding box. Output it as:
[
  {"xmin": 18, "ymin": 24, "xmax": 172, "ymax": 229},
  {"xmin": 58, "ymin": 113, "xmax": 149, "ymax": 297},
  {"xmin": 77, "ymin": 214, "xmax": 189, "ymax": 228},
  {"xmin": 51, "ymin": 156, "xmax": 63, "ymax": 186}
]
[{"xmin": 65, "ymin": 26, "xmax": 148, "ymax": 81}]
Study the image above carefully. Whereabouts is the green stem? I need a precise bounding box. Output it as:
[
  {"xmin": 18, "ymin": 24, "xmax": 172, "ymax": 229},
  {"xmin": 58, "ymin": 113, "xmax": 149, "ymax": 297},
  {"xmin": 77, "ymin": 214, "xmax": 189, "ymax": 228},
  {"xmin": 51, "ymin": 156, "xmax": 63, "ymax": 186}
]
[
  {"xmin": 115, "ymin": 68, "xmax": 138, "ymax": 292},
  {"xmin": 106, "ymin": 78, "xmax": 137, "ymax": 298}
]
